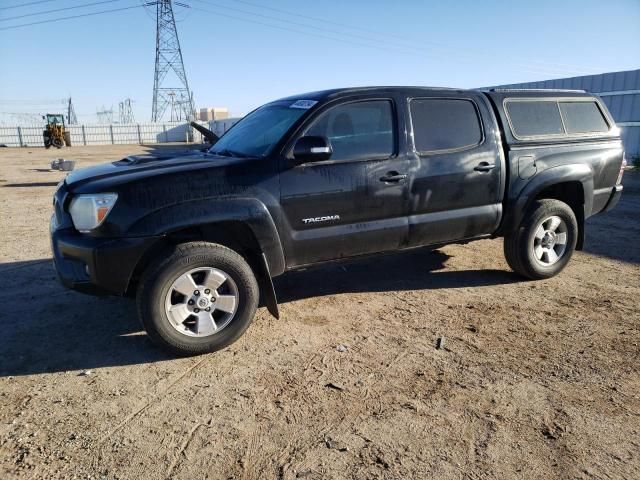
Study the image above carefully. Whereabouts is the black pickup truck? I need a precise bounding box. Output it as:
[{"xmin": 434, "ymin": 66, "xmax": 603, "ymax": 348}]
[{"xmin": 50, "ymin": 87, "xmax": 626, "ymax": 355}]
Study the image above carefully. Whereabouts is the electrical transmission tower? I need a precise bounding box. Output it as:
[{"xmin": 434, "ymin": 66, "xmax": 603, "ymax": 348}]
[
  {"xmin": 67, "ymin": 97, "xmax": 78, "ymax": 125},
  {"xmin": 119, "ymin": 98, "xmax": 135, "ymax": 123},
  {"xmin": 96, "ymin": 106, "xmax": 114, "ymax": 124},
  {"xmin": 151, "ymin": 0, "xmax": 195, "ymax": 122}
]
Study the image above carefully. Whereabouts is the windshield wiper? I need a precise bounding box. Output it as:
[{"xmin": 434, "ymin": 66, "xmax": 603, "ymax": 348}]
[{"xmin": 209, "ymin": 148, "xmax": 248, "ymax": 158}]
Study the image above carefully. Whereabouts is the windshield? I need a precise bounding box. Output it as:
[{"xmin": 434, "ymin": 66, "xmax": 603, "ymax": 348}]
[
  {"xmin": 208, "ymin": 101, "xmax": 310, "ymax": 158},
  {"xmin": 47, "ymin": 114, "xmax": 64, "ymax": 124}
]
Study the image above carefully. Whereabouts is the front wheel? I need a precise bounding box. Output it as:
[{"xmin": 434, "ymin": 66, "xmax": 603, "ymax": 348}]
[
  {"xmin": 504, "ymin": 199, "xmax": 578, "ymax": 280},
  {"xmin": 137, "ymin": 242, "xmax": 259, "ymax": 355}
]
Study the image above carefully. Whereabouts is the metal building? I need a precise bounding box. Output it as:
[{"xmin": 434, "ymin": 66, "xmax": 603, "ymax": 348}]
[{"xmin": 489, "ymin": 68, "xmax": 640, "ymax": 158}]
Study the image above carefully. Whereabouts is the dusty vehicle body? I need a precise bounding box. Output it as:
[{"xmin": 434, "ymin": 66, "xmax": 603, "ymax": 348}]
[{"xmin": 50, "ymin": 87, "xmax": 626, "ymax": 354}]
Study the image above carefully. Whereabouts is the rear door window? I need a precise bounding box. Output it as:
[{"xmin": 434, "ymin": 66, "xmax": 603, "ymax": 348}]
[
  {"xmin": 305, "ymin": 100, "xmax": 394, "ymax": 161},
  {"xmin": 505, "ymin": 101, "xmax": 565, "ymax": 137},
  {"xmin": 410, "ymin": 98, "xmax": 482, "ymax": 153},
  {"xmin": 559, "ymin": 101, "xmax": 609, "ymax": 134}
]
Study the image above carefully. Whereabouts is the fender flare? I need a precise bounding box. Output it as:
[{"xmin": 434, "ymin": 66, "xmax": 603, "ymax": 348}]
[
  {"xmin": 126, "ymin": 197, "xmax": 283, "ymax": 318},
  {"xmin": 128, "ymin": 197, "xmax": 286, "ymax": 276},
  {"xmin": 499, "ymin": 163, "xmax": 593, "ymax": 235}
]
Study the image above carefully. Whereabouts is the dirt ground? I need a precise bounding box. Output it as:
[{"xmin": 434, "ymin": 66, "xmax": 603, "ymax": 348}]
[{"xmin": 0, "ymin": 144, "xmax": 638, "ymax": 480}]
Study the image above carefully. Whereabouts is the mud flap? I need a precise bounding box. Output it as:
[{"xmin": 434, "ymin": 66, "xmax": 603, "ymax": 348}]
[
  {"xmin": 257, "ymin": 252, "xmax": 280, "ymax": 319},
  {"xmin": 576, "ymin": 206, "xmax": 585, "ymax": 251}
]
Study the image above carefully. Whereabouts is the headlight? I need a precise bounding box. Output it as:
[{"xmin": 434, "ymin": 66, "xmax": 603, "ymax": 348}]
[{"xmin": 69, "ymin": 193, "xmax": 118, "ymax": 232}]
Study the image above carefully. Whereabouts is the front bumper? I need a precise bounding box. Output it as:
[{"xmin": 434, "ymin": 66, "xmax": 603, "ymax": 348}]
[
  {"xmin": 50, "ymin": 216, "xmax": 161, "ymax": 296},
  {"xmin": 601, "ymin": 184, "xmax": 623, "ymax": 213}
]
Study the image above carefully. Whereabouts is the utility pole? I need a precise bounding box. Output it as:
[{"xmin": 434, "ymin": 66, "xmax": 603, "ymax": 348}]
[
  {"xmin": 67, "ymin": 97, "xmax": 78, "ymax": 125},
  {"xmin": 151, "ymin": 0, "xmax": 195, "ymax": 122}
]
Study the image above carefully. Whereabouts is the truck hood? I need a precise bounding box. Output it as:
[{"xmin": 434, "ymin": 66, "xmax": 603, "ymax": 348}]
[{"xmin": 64, "ymin": 151, "xmax": 248, "ymax": 192}]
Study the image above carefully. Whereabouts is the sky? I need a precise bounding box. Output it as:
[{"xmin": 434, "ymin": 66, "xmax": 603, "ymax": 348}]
[{"xmin": 0, "ymin": 0, "xmax": 639, "ymax": 124}]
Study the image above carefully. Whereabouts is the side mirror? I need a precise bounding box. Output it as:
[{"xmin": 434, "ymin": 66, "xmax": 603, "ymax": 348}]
[{"xmin": 293, "ymin": 136, "xmax": 332, "ymax": 163}]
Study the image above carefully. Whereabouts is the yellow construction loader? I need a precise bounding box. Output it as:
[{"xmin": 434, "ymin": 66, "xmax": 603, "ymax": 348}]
[{"xmin": 43, "ymin": 114, "xmax": 71, "ymax": 149}]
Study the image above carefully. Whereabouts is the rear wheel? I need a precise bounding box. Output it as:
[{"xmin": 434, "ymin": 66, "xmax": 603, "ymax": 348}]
[
  {"xmin": 504, "ymin": 199, "xmax": 578, "ymax": 279},
  {"xmin": 137, "ymin": 242, "xmax": 259, "ymax": 355}
]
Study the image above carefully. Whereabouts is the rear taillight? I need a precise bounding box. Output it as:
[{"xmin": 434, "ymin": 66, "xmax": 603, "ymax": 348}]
[{"xmin": 617, "ymin": 154, "xmax": 627, "ymax": 185}]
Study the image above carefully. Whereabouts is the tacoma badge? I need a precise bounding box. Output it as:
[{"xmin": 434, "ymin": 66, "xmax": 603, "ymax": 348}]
[{"xmin": 302, "ymin": 215, "xmax": 340, "ymax": 224}]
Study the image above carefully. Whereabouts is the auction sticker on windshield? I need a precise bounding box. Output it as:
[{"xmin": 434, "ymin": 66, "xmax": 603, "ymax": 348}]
[{"xmin": 290, "ymin": 100, "xmax": 318, "ymax": 109}]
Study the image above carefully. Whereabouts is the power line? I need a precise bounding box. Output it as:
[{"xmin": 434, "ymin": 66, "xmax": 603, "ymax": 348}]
[
  {"xmin": 0, "ymin": 0, "xmax": 127, "ymax": 23},
  {"xmin": 6, "ymin": 0, "xmax": 585, "ymax": 76},
  {"xmin": 223, "ymin": 0, "xmax": 603, "ymax": 75},
  {"xmin": 189, "ymin": 4, "xmax": 560, "ymax": 73},
  {"xmin": 191, "ymin": 0, "xmax": 418, "ymax": 55},
  {"xmin": 0, "ymin": 4, "xmax": 144, "ymax": 31},
  {"xmin": 190, "ymin": 5, "xmax": 417, "ymax": 57},
  {"xmin": 195, "ymin": 0, "xmax": 436, "ymax": 49},
  {"xmin": 0, "ymin": 100, "xmax": 65, "ymax": 105},
  {"xmin": 138, "ymin": 0, "xmax": 156, "ymax": 20},
  {"xmin": 234, "ymin": 0, "xmax": 426, "ymax": 46},
  {"xmin": 233, "ymin": 0, "xmax": 421, "ymax": 41},
  {"xmin": 0, "ymin": 0, "xmax": 603, "ymax": 77},
  {"xmin": 0, "ymin": 0, "xmax": 57, "ymax": 12},
  {"xmin": 191, "ymin": 0, "xmax": 600, "ymax": 76}
]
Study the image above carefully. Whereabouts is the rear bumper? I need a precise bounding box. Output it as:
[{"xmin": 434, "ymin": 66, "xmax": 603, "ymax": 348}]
[
  {"xmin": 50, "ymin": 216, "xmax": 161, "ymax": 296},
  {"xmin": 601, "ymin": 184, "xmax": 623, "ymax": 213}
]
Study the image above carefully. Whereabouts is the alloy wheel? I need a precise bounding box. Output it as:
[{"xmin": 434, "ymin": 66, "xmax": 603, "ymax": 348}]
[
  {"xmin": 532, "ymin": 215, "xmax": 568, "ymax": 266},
  {"xmin": 164, "ymin": 267, "xmax": 239, "ymax": 337}
]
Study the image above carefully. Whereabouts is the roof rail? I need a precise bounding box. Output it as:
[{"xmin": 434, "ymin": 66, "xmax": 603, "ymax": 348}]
[{"xmin": 488, "ymin": 88, "xmax": 587, "ymax": 93}]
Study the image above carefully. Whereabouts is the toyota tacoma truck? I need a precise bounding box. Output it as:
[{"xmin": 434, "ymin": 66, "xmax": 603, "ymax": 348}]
[{"xmin": 50, "ymin": 87, "xmax": 626, "ymax": 355}]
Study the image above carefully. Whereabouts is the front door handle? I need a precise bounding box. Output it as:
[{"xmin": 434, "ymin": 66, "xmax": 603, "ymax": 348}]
[
  {"xmin": 380, "ymin": 172, "xmax": 408, "ymax": 183},
  {"xmin": 474, "ymin": 162, "xmax": 496, "ymax": 172}
]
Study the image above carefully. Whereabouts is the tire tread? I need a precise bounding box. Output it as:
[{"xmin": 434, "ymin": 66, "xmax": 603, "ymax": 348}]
[
  {"xmin": 136, "ymin": 241, "xmax": 259, "ymax": 356},
  {"xmin": 503, "ymin": 199, "xmax": 577, "ymax": 280}
]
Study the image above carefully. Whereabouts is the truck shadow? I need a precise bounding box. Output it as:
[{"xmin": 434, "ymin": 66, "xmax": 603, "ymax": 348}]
[
  {"xmin": 0, "ymin": 250, "xmax": 518, "ymax": 377},
  {"xmin": 274, "ymin": 248, "xmax": 518, "ymax": 303},
  {"xmin": 0, "ymin": 259, "xmax": 172, "ymax": 378},
  {"xmin": 582, "ymin": 172, "xmax": 640, "ymax": 265}
]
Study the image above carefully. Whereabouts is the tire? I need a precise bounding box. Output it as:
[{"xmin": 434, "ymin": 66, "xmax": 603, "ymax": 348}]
[
  {"xmin": 504, "ymin": 199, "xmax": 578, "ymax": 280},
  {"xmin": 137, "ymin": 242, "xmax": 259, "ymax": 356},
  {"xmin": 52, "ymin": 137, "xmax": 64, "ymax": 149}
]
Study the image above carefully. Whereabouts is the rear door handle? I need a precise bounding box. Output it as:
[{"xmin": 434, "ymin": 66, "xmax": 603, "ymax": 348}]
[
  {"xmin": 380, "ymin": 172, "xmax": 408, "ymax": 183},
  {"xmin": 474, "ymin": 162, "xmax": 496, "ymax": 172}
]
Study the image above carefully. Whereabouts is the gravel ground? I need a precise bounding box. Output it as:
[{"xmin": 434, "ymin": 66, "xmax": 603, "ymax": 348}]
[{"xmin": 0, "ymin": 144, "xmax": 638, "ymax": 480}]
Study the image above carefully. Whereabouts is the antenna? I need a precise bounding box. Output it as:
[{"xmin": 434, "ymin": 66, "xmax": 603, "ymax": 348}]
[{"xmin": 150, "ymin": 0, "xmax": 195, "ymax": 122}]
